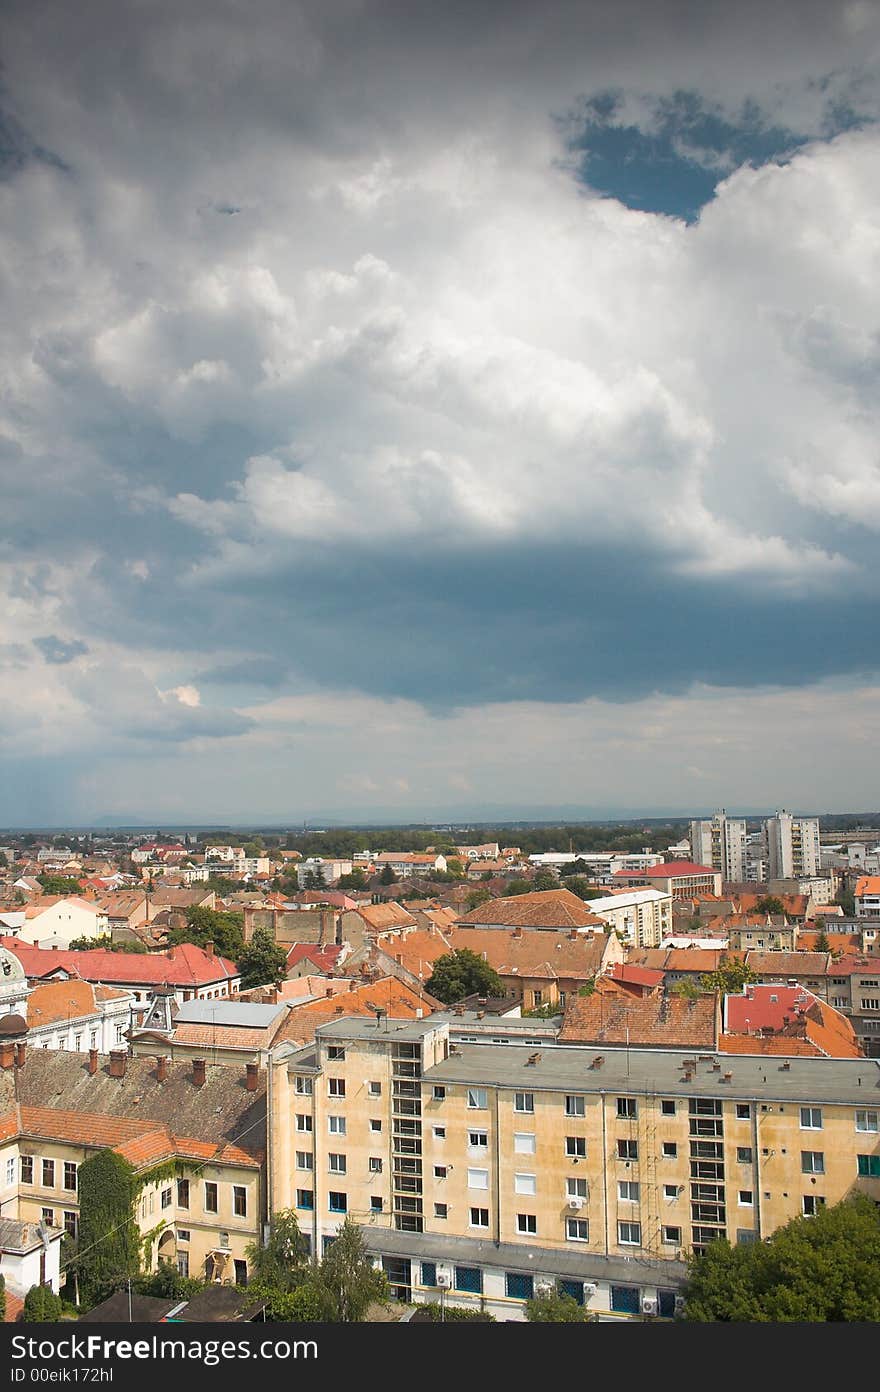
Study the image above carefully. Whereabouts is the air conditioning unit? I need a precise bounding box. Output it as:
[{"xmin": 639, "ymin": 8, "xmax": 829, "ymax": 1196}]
[
  {"xmin": 568, "ymin": 1197, "xmax": 585, "ymax": 1210},
  {"xmin": 674, "ymin": 1295, "xmax": 686, "ymax": 1315},
  {"xmin": 583, "ymin": 1282, "xmax": 597, "ymax": 1298},
  {"xmin": 640, "ymin": 1296, "xmax": 657, "ymax": 1315},
  {"xmin": 436, "ymin": 1264, "xmax": 453, "ymax": 1288},
  {"xmin": 535, "ymin": 1280, "xmax": 554, "ymax": 1297}
]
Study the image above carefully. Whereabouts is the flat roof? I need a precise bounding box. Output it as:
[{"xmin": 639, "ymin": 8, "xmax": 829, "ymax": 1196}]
[
  {"xmin": 174, "ymin": 1001, "xmax": 287, "ymax": 1028},
  {"xmin": 313, "ymin": 1016, "xmax": 440, "ymax": 1043},
  {"xmin": 359, "ymin": 1226, "xmax": 687, "ymax": 1287},
  {"xmin": 424, "ymin": 1041, "xmax": 880, "ymax": 1105}
]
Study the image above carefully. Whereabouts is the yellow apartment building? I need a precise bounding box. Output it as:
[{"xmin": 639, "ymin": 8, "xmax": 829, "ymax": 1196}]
[{"xmin": 269, "ymin": 1016, "xmax": 880, "ymax": 1320}]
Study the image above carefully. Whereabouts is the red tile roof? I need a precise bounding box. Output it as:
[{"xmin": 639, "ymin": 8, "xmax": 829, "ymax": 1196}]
[
  {"xmin": 0, "ymin": 938, "xmax": 239, "ymax": 986},
  {"xmin": 614, "ymin": 861, "xmax": 716, "ymax": 878}
]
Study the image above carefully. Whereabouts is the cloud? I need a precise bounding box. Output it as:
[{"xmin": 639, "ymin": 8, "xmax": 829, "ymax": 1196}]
[
  {"xmin": 33, "ymin": 634, "xmax": 88, "ymax": 664},
  {"xmin": 2, "ymin": 0, "xmax": 880, "ymax": 818}
]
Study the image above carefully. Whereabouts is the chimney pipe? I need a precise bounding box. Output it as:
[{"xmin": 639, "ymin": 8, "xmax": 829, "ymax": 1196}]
[
  {"xmin": 204, "ymin": 940, "xmax": 214, "ymax": 958},
  {"xmin": 246, "ymin": 1062, "xmax": 259, "ymax": 1092},
  {"xmin": 192, "ymin": 1058, "xmax": 206, "ymax": 1087},
  {"xmin": 88, "ymin": 1048, "xmax": 99, "ymax": 1075},
  {"xmin": 156, "ymin": 1055, "xmax": 169, "ymax": 1082},
  {"xmin": 0, "ymin": 1041, "xmax": 15, "ymax": 1070},
  {"xmin": 109, "ymin": 1049, "xmax": 127, "ymax": 1079},
  {"xmin": 14, "ymin": 1041, "xmax": 26, "ymax": 1068}
]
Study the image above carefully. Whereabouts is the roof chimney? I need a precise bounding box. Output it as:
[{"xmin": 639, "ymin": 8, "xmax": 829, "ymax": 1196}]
[
  {"xmin": 192, "ymin": 1058, "xmax": 206, "ymax": 1087},
  {"xmin": 15, "ymin": 1041, "xmax": 26, "ymax": 1069},
  {"xmin": 569, "ymin": 928, "xmax": 578, "ymax": 940},
  {"xmin": 109, "ymin": 1049, "xmax": 127, "ymax": 1079},
  {"xmin": 246, "ymin": 1062, "xmax": 259, "ymax": 1092},
  {"xmin": 204, "ymin": 940, "xmax": 214, "ymax": 958},
  {"xmin": 88, "ymin": 1048, "xmax": 99, "ymax": 1075},
  {"xmin": 156, "ymin": 1055, "xmax": 169, "ymax": 1082},
  {"xmin": 0, "ymin": 1041, "xmax": 15, "ymax": 1070},
  {"xmin": 325, "ymin": 987, "xmax": 334, "ymax": 998}
]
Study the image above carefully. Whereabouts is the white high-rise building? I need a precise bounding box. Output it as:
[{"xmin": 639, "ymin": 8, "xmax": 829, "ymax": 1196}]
[
  {"xmin": 764, "ymin": 811, "xmax": 821, "ymax": 879},
  {"xmin": 689, "ymin": 810, "xmax": 747, "ymax": 883}
]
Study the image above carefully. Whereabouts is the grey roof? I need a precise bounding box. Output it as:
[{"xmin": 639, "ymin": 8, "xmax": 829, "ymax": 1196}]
[
  {"xmin": 425, "ymin": 1041, "xmax": 880, "ymax": 1106},
  {"xmin": 314, "ymin": 1016, "xmax": 440, "ymax": 1043},
  {"xmin": 359, "ymin": 1226, "xmax": 687, "ymax": 1289},
  {"xmin": 15, "ymin": 1050, "xmax": 267, "ymax": 1154},
  {"xmin": 174, "ymin": 1000, "xmax": 287, "ymax": 1028},
  {"xmin": 79, "ymin": 1292, "xmax": 179, "ymax": 1323},
  {"xmin": 0, "ymin": 1217, "xmax": 62, "ymax": 1254}
]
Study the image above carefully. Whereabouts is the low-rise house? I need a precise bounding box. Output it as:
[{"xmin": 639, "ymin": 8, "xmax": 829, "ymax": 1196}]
[
  {"xmin": 16, "ymin": 896, "xmax": 107, "ymax": 948},
  {"xmin": 373, "ymin": 853, "xmax": 447, "ymax": 879},
  {"xmin": 744, "ymin": 950, "xmax": 832, "ymax": 1001},
  {"xmin": 272, "ymin": 976, "xmax": 441, "ymax": 1047},
  {"xmin": 855, "ymin": 876, "xmax": 880, "ymax": 919},
  {"xmin": 723, "ymin": 915, "xmax": 797, "ymax": 952},
  {"xmin": 721, "ymin": 983, "xmax": 862, "ymax": 1058},
  {"xmin": 445, "ymin": 925, "xmax": 622, "ymax": 1011},
  {"xmin": 456, "ymin": 889, "xmax": 606, "ymax": 933},
  {"xmin": 130, "ymin": 998, "xmax": 291, "ymax": 1065},
  {"xmin": 559, "ymin": 976, "xmax": 719, "ymax": 1049},
  {"xmin": 0, "ymin": 1217, "xmax": 64, "ymax": 1299},
  {"xmin": 24, "ymin": 979, "xmax": 134, "ymax": 1054}
]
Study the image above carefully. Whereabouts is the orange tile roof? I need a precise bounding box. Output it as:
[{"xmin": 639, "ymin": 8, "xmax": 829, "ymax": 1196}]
[
  {"xmin": 446, "ymin": 925, "xmax": 609, "ymax": 979},
  {"xmin": 855, "ymin": 876, "xmax": 880, "ymax": 897},
  {"xmin": 375, "ymin": 927, "xmax": 452, "ymax": 981},
  {"xmin": 18, "ymin": 1107, "xmax": 261, "ymax": 1169},
  {"xmin": 275, "ymin": 977, "xmax": 439, "ymax": 1046},
  {"xmin": 457, "ymin": 889, "xmax": 606, "ymax": 930},
  {"xmin": 25, "ymin": 979, "xmax": 111, "ymax": 1028},
  {"xmin": 560, "ymin": 990, "xmax": 717, "ymax": 1048}
]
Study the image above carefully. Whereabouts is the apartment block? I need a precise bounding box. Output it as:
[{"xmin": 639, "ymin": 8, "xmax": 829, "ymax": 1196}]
[
  {"xmin": 765, "ymin": 813, "xmax": 821, "ymax": 881},
  {"xmin": 269, "ymin": 1016, "xmax": 880, "ymax": 1321},
  {"xmin": 690, "ymin": 812, "xmax": 747, "ymax": 884}
]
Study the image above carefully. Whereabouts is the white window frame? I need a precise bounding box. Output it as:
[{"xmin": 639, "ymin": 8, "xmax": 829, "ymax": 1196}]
[
  {"xmin": 514, "ymin": 1133, "xmax": 536, "ymax": 1155},
  {"xmin": 514, "ymin": 1173, "xmax": 537, "ymax": 1195},
  {"xmin": 566, "ymin": 1218, "xmax": 589, "ymax": 1242},
  {"xmin": 467, "ymin": 1087, "xmax": 488, "ymax": 1110},
  {"xmin": 467, "ymin": 1168, "xmax": 489, "ymax": 1190},
  {"xmin": 618, "ymin": 1220, "xmax": 641, "ymax": 1246},
  {"xmin": 514, "ymin": 1092, "xmax": 535, "ymax": 1114}
]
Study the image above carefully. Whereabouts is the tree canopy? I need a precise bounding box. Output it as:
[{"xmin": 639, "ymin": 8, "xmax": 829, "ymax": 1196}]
[
  {"xmin": 166, "ymin": 905, "xmax": 245, "ymax": 960},
  {"xmin": 755, "ymin": 895, "xmax": 786, "ymax": 916},
  {"xmin": 310, "ymin": 1217, "xmax": 388, "ymax": 1321},
  {"xmin": 525, "ymin": 1285, "xmax": 592, "ymax": 1321},
  {"xmin": 699, "ymin": 957, "xmax": 758, "ymax": 996},
  {"xmin": 245, "ymin": 1209, "xmax": 310, "ymax": 1293},
  {"xmin": 682, "ymin": 1195, "xmax": 880, "ymax": 1321},
  {"xmin": 237, "ymin": 927, "xmax": 288, "ymax": 989},
  {"xmin": 425, "ymin": 948, "xmax": 505, "ymax": 1004}
]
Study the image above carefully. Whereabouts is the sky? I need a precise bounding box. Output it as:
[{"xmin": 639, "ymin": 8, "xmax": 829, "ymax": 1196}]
[{"xmin": 2, "ymin": 0, "xmax": 880, "ymax": 826}]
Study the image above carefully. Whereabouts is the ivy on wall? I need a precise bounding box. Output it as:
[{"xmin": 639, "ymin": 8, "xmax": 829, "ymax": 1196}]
[{"xmin": 76, "ymin": 1151, "xmax": 142, "ymax": 1307}]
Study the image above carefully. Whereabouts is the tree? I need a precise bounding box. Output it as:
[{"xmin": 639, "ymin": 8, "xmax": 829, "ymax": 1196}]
[
  {"xmin": 836, "ymin": 887, "xmax": 856, "ymax": 917},
  {"xmin": 425, "ymin": 948, "xmax": 505, "ymax": 1005},
  {"xmin": 137, "ymin": 1260, "xmax": 204, "ymax": 1301},
  {"xmin": 167, "ymin": 906, "xmax": 245, "ymax": 960},
  {"xmin": 37, "ymin": 874, "xmax": 83, "ymax": 895},
  {"xmin": 503, "ymin": 879, "xmax": 533, "ymax": 896},
  {"xmin": 755, "ymin": 895, "xmax": 785, "ymax": 916},
  {"xmin": 245, "ymin": 1209, "xmax": 310, "ymax": 1293},
  {"xmin": 23, "ymin": 1284, "xmax": 64, "ymax": 1322},
  {"xmin": 465, "ymin": 887, "xmax": 493, "ymax": 912},
  {"xmin": 337, "ymin": 868, "xmax": 367, "ymax": 891},
  {"xmin": 672, "ymin": 977, "xmax": 703, "ymax": 1000},
  {"xmin": 68, "ymin": 934, "xmax": 147, "ymax": 953},
  {"xmin": 310, "ymin": 1217, "xmax": 388, "ymax": 1322},
  {"xmin": 815, "ymin": 925, "xmax": 831, "ymax": 953},
  {"xmin": 525, "ymin": 1284, "xmax": 591, "ymax": 1322},
  {"xmin": 379, "ymin": 864, "xmax": 398, "ymax": 885},
  {"xmin": 561, "ymin": 876, "xmax": 603, "ymax": 900},
  {"xmin": 532, "ymin": 869, "xmax": 558, "ymax": 891},
  {"xmin": 682, "ymin": 1195, "xmax": 880, "ymax": 1321},
  {"xmin": 237, "ymin": 927, "xmax": 288, "ymax": 990},
  {"xmin": 699, "ymin": 957, "xmax": 758, "ymax": 996}
]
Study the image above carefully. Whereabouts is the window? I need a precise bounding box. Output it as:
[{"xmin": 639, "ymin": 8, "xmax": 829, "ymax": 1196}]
[
  {"xmin": 454, "ymin": 1266, "xmax": 483, "ymax": 1294},
  {"xmin": 662, "ymin": 1142, "xmax": 677, "ymax": 1158},
  {"xmin": 515, "ymin": 1091, "xmax": 535, "ymax": 1114},
  {"xmin": 63, "ymin": 1162, "xmax": 77, "ymax": 1192},
  {"xmin": 20, "ymin": 1156, "xmax": 33, "ymax": 1184},
  {"xmin": 514, "ymin": 1173, "xmax": 536, "ymax": 1195},
  {"xmin": 801, "ymin": 1152, "xmax": 825, "ymax": 1174},
  {"xmin": 617, "ymin": 1097, "xmax": 637, "ymax": 1119},
  {"xmin": 739, "ymin": 1191, "xmax": 754, "ymax": 1206},
  {"xmin": 370, "ymin": 1120, "xmax": 382, "ymax": 1133},
  {"xmin": 73, "ymin": 1034, "xmax": 81, "ymax": 1051},
  {"xmin": 161, "ymin": 1187, "xmax": 172, "ymax": 1210},
  {"xmin": 421, "ymin": 1261, "xmax": 437, "ymax": 1286},
  {"xmin": 177, "ymin": 1178, "xmax": 190, "ymax": 1208},
  {"xmin": 370, "ymin": 1196, "xmax": 383, "ymax": 1213},
  {"xmin": 506, "ymin": 1272, "xmax": 534, "ymax": 1299},
  {"xmin": 369, "ymin": 1157, "xmax": 383, "ymax": 1174},
  {"xmin": 233, "ymin": 1186, "xmax": 247, "ymax": 1217},
  {"xmin": 296, "ymin": 1114, "xmax": 313, "ymax": 1133},
  {"xmin": 566, "ymin": 1136, "xmax": 586, "ymax": 1158},
  {"xmin": 514, "ymin": 1132, "xmax": 536, "ymax": 1154},
  {"xmin": 661, "ymin": 1099, "xmax": 676, "ymax": 1116},
  {"xmin": 296, "ymin": 1189, "xmax": 314, "ymax": 1210},
  {"xmin": 516, "ymin": 1213, "xmax": 537, "ymax": 1235},
  {"xmin": 294, "ymin": 1076, "xmax": 313, "ymax": 1095},
  {"xmin": 63, "ymin": 1211, "xmax": 77, "ymax": 1238},
  {"xmin": 737, "ymin": 1147, "xmax": 753, "ymax": 1164},
  {"xmin": 662, "ymin": 1184, "xmax": 679, "ymax": 1201},
  {"xmin": 468, "ymin": 1168, "xmax": 489, "ymax": 1190},
  {"xmin": 177, "ymin": 1229, "xmax": 190, "ymax": 1243},
  {"xmin": 468, "ymin": 1087, "xmax": 488, "ymax": 1109},
  {"xmin": 296, "ymin": 1151, "xmax": 313, "ymax": 1171},
  {"xmin": 470, "ymin": 1207, "xmax": 490, "ymax": 1228},
  {"xmin": 433, "ymin": 1125, "xmax": 445, "ymax": 1139},
  {"xmin": 204, "ymin": 1182, "xmax": 219, "ymax": 1212},
  {"xmin": 857, "ymin": 1154, "xmax": 880, "ymax": 1177},
  {"xmin": 468, "ymin": 1130, "xmax": 488, "ymax": 1150},
  {"xmin": 863, "ymin": 998, "xmax": 880, "ymax": 1011},
  {"xmin": 327, "ymin": 1046, "xmax": 346, "ymax": 1061},
  {"xmin": 803, "ymin": 1195, "xmax": 826, "ymax": 1216},
  {"xmin": 856, "ymin": 1111, "xmax": 879, "ymax": 1133},
  {"xmin": 618, "ymin": 1221, "xmax": 641, "ymax": 1246},
  {"xmin": 431, "ymin": 1085, "xmax": 446, "ymax": 1101},
  {"xmin": 5, "ymin": 1158, "xmax": 14, "ymax": 1186},
  {"xmin": 328, "ymin": 1078, "xmax": 346, "ymax": 1098},
  {"xmin": 328, "ymin": 1192, "xmax": 347, "ymax": 1213},
  {"xmin": 800, "ymin": 1107, "xmax": 822, "ymax": 1130},
  {"xmin": 328, "ymin": 1115, "xmax": 346, "ymax": 1135},
  {"xmin": 662, "ymin": 1226, "xmax": 681, "ymax": 1245},
  {"xmin": 42, "ymin": 1159, "xmax": 55, "ymax": 1188},
  {"xmin": 177, "ymin": 1253, "xmax": 189, "ymax": 1278},
  {"xmin": 619, "ymin": 1180, "xmax": 640, "ymax": 1202},
  {"xmin": 565, "ymin": 1095, "xmax": 585, "ymax": 1117},
  {"xmin": 566, "ymin": 1218, "xmax": 589, "ymax": 1241},
  {"xmin": 736, "ymin": 1103, "xmax": 751, "ymax": 1119},
  {"xmin": 617, "ymin": 1139, "xmax": 638, "ymax": 1161},
  {"xmin": 329, "ymin": 1154, "xmax": 346, "ymax": 1175},
  {"xmin": 434, "ymin": 1165, "xmax": 447, "ymax": 1179},
  {"xmin": 566, "ymin": 1177, "xmax": 588, "ymax": 1199},
  {"xmin": 41, "ymin": 1209, "xmax": 54, "ymax": 1227}
]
